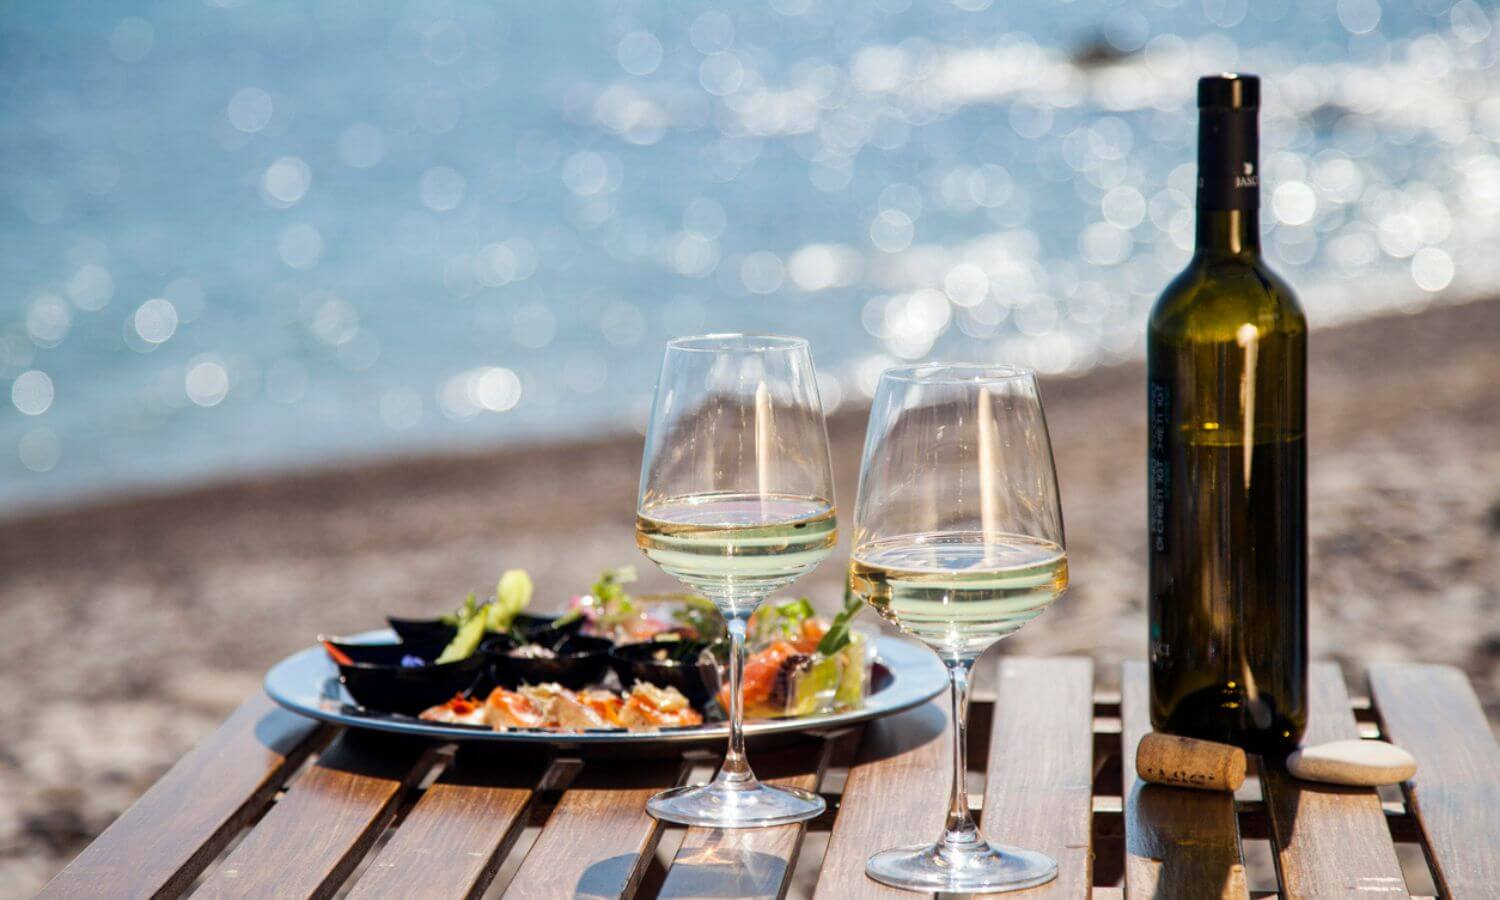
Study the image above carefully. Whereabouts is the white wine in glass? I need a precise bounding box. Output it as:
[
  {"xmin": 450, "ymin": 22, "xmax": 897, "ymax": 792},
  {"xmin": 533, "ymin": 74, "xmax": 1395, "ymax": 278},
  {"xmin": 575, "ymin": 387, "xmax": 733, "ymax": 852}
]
[
  {"xmin": 635, "ymin": 334, "xmax": 838, "ymax": 828},
  {"xmin": 849, "ymin": 363, "xmax": 1067, "ymax": 893},
  {"xmin": 636, "ymin": 492, "xmax": 836, "ymax": 595},
  {"xmin": 850, "ymin": 532, "xmax": 1067, "ymax": 658}
]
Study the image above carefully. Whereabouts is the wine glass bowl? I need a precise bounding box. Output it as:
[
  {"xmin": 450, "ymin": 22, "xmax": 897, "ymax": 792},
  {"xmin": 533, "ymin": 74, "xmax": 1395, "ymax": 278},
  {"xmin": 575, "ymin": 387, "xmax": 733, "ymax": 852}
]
[
  {"xmin": 636, "ymin": 492, "xmax": 836, "ymax": 601},
  {"xmin": 849, "ymin": 530, "xmax": 1067, "ymax": 658},
  {"xmin": 849, "ymin": 363, "xmax": 1067, "ymax": 893},
  {"xmin": 635, "ymin": 334, "xmax": 837, "ymax": 828}
]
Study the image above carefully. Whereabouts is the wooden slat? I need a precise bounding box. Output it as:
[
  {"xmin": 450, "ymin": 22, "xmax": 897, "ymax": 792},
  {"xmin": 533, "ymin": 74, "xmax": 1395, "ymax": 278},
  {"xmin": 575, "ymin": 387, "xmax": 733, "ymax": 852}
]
[
  {"xmin": 1121, "ymin": 661, "xmax": 1248, "ymax": 899},
  {"xmin": 1368, "ymin": 663, "xmax": 1500, "ymax": 897},
  {"xmin": 195, "ymin": 731, "xmax": 434, "ymax": 899},
  {"xmin": 39, "ymin": 692, "xmax": 326, "ymax": 900},
  {"xmin": 981, "ymin": 657, "xmax": 1095, "ymax": 897},
  {"xmin": 503, "ymin": 757, "xmax": 688, "ymax": 898},
  {"xmin": 1260, "ymin": 663, "xmax": 1408, "ymax": 897},
  {"xmin": 345, "ymin": 747, "xmax": 552, "ymax": 900},
  {"xmin": 813, "ymin": 700, "xmax": 950, "ymax": 900},
  {"xmin": 658, "ymin": 737, "xmax": 839, "ymax": 900}
]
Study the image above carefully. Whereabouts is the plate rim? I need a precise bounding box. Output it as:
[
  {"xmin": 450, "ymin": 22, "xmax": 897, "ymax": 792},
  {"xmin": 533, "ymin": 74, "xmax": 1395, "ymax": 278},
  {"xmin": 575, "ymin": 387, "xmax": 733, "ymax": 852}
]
[{"xmin": 264, "ymin": 629, "xmax": 946, "ymax": 745}]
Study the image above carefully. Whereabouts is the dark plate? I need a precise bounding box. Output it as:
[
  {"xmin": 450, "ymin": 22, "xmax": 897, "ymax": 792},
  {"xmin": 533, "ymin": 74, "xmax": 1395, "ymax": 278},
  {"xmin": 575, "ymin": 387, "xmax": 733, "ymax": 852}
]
[
  {"xmin": 482, "ymin": 633, "xmax": 613, "ymax": 690},
  {"xmin": 609, "ymin": 639, "xmax": 722, "ymax": 709},
  {"xmin": 324, "ymin": 638, "xmax": 484, "ymax": 715},
  {"xmin": 510, "ymin": 612, "xmax": 586, "ymax": 647},
  {"xmin": 385, "ymin": 617, "xmax": 456, "ymax": 656}
]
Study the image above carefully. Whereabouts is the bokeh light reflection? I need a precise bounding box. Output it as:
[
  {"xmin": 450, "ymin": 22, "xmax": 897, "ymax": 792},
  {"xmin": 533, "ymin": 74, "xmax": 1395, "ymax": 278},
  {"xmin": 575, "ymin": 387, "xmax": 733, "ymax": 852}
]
[{"xmin": 2, "ymin": 2, "xmax": 1496, "ymax": 499}]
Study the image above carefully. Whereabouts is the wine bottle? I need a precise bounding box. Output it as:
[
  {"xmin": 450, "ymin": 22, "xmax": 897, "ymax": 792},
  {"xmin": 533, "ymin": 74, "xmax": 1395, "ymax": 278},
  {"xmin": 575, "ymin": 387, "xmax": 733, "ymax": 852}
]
[{"xmin": 1147, "ymin": 74, "xmax": 1307, "ymax": 754}]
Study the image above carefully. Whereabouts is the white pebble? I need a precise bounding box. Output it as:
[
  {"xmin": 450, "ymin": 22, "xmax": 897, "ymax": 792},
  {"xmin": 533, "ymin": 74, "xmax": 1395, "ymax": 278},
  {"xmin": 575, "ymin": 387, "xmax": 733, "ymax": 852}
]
[{"xmin": 1286, "ymin": 740, "xmax": 1417, "ymax": 786}]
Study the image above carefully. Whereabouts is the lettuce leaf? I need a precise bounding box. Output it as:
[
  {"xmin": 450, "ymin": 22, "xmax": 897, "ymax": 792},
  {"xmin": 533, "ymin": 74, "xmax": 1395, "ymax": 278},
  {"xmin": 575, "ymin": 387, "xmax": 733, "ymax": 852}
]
[
  {"xmin": 589, "ymin": 566, "xmax": 639, "ymax": 626},
  {"xmin": 436, "ymin": 592, "xmax": 484, "ymax": 663},
  {"xmin": 438, "ymin": 592, "xmax": 479, "ymax": 628},
  {"xmin": 486, "ymin": 569, "xmax": 533, "ymax": 632},
  {"xmin": 750, "ymin": 597, "xmax": 815, "ymax": 641},
  {"xmin": 436, "ymin": 570, "xmax": 534, "ymax": 663}
]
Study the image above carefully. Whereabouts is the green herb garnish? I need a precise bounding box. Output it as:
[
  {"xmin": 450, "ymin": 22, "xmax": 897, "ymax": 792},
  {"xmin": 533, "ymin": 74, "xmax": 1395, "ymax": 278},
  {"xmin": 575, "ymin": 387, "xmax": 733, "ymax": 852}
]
[
  {"xmin": 773, "ymin": 597, "xmax": 816, "ymax": 623},
  {"xmin": 669, "ymin": 594, "xmax": 724, "ymax": 641},
  {"xmin": 435, "ymin": 569, "xmax": 533, "ymax": 663},
  {"xmin": 816, "ymin": 585, "xmax": 864, "ymax": 657},
  {"xmin": 749, "ymin": 596, "xmax": 816, "ymax": 642},
  {"xmin": 438, "ymin": 592, "xmax": 480, "ymax": 628},
  {"xmin": 588, "ymin": 566, "xmax": 639, "ymax": 627}
]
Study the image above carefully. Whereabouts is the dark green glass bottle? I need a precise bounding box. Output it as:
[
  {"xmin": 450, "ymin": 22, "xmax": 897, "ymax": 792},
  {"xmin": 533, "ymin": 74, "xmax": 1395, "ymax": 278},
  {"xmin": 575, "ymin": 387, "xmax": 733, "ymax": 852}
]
[{"xmin": 1147, "ymin": 74, "xmax": 1307, "ymax": 754}]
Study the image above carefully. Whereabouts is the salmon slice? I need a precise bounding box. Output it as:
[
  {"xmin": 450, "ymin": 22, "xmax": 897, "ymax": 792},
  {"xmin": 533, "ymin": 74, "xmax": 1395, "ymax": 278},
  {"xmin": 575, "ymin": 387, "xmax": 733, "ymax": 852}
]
[{"xmin": 485, "ymin": 686, "xmax": 546, "ymax": 729}]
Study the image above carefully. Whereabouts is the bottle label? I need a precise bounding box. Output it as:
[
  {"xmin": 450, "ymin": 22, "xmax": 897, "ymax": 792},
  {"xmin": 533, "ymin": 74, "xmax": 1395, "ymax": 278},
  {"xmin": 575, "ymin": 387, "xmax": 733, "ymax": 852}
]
[
  {"xmin": 1197, "ymin": 108, "xmax": 1259, "ymax": 211},
  {"xmin": 1148, "ymin": 379, "xmax": 1171, "ymax": 554}
]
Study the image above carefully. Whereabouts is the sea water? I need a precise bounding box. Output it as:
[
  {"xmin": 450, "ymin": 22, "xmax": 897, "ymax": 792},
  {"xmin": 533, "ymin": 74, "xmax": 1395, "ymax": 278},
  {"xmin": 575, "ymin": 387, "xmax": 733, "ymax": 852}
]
[{"xmin": 1, "ymin": 0, "xmax": 1496, "ymax": 507}]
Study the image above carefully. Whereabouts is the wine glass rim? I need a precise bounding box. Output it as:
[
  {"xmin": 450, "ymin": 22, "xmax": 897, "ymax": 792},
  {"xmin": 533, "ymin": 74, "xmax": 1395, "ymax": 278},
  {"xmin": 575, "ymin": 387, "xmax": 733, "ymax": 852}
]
[
  {"xmin": 666, "ymin": 333, "xmax": 809, "ymax": 353},
  {"xmin": 880, "ymin": 362, "xmax": 1035, "ymax": 384}
]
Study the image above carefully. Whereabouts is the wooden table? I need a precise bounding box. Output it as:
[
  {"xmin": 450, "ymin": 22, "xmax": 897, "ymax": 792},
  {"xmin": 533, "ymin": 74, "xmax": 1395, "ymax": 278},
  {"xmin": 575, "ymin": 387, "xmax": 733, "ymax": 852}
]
[{"xmin": 42, "ymin": 659, "xmax": 1499, "ymax": 898}]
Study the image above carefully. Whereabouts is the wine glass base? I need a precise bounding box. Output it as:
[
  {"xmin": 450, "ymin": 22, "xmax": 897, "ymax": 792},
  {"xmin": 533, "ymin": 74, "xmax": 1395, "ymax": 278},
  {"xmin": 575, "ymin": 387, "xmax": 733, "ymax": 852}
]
[
  {"xmin": 866, "ymin": 839, "xmax": 1057, "ymax": 893},
  {"xmin": 646, "ymin": 781, "xmax": 825, "ymax": 828}
]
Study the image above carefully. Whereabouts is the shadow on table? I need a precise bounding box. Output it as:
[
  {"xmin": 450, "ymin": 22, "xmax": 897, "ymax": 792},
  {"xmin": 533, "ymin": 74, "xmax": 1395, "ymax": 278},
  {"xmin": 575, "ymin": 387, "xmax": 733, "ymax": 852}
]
[
  {"xmin": 254, "ymin": 706, "xmax": 326, "ymax": 756},
  {"xmin": 1127, "ymin": 782, "xmax": 1249, "ymax": 898},
  {"xmin": 660, "ymin": 837, "xmax": 797, "ymax": 897},
  {"xmin": 575, "ymin": 853, "xmax": 657, "ymax": 899},
  {"xmin": 854, "ymin": 700, "xmax": 948, "ymax": 764}
]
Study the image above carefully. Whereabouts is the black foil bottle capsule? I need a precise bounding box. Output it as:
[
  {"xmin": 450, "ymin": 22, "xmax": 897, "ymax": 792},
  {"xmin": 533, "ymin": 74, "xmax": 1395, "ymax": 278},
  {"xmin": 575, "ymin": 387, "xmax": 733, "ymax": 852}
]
[{"xmin": 1147, "ymin": 74, "xmax": 1308, "ymax": 754}]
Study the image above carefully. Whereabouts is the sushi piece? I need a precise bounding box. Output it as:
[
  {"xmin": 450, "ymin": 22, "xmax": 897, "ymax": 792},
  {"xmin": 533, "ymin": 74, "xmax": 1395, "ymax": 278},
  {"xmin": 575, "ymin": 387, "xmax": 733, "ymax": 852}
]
[
  {"xmin": 423, "ymin": 681, "xmax": 701, "ymax": 732},
  {"xmin": 418, "ymin": 694, "xmax": 489, "ymax": 726},
  {"xmin": 519, "ymin": 683, "xmax": 627, "ymax": 730},
  {"xmin": 485, "ymin": 686, "xmax": 546, "ymax": 730},
  {"xmin": 516, "ymin": 683, "xmax": 571, "ymax": 720},
  {"xmin": 620, "ymin": 682, "xmax": 703, "ymax": 730},
  {"xmin": 553, "ymin": 691, "xmax": 612, "ymax": 730},
  {"xmin": 577, "ymin": 689, "xmax": 625, "ymax": 727}
]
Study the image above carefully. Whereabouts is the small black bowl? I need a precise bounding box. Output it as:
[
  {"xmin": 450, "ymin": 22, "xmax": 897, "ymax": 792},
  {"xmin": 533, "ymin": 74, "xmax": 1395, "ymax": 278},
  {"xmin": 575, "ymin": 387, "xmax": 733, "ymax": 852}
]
[
  {"xmin": 481, "ymin": 633, "xmax": 613, "ymax": 690},
  {"xmin": 510, "ymin": 612, "xmax": 586, "ymax": 646},
  {"xmin": 386, "ymin": 616, "xmax": 458, "ymax": 656},
  {"xmin": 325, "ymin": 639, "xmax": 484, "ymax": 715},
  {"xmin": 608, "ymin": 639, "xmax": 722, "ymax": 709}
]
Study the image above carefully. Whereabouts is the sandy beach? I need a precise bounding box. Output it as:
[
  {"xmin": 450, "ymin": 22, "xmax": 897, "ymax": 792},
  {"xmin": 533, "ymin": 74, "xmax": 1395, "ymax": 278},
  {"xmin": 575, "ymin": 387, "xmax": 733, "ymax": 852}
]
[{"xmin": 3, "ymin": 297, "xmax": 1498, "ymax": 894}]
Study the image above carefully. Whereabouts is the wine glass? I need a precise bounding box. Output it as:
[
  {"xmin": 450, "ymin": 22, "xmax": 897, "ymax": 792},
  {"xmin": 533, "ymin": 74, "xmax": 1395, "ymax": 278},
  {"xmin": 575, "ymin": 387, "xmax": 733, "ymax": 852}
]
[
  {"xmin": 849, "ymin": 363, "xmax": 1067, "ymax": 892},
  {"xmin": 635, "ymin": 334, "xmax": 837, "ymax": 827}
]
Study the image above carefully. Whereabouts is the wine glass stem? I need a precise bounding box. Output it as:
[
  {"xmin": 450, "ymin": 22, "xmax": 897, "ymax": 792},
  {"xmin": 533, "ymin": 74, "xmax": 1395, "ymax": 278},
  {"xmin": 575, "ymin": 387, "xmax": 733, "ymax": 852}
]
[
  {"xmin": 720, "ymin": 613, "xmax": 754, "ymax": 786},
  {"xmin": 941, "ymin": 656, "xmax": 980, "ymax": 850}
]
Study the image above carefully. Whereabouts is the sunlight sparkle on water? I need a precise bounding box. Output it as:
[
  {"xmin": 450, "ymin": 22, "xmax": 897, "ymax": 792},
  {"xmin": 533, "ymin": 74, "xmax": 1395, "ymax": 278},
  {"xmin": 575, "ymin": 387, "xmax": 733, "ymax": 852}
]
[{"xmin": 3, "ymin": 1, "xmax": 1497, "ymax": 498}]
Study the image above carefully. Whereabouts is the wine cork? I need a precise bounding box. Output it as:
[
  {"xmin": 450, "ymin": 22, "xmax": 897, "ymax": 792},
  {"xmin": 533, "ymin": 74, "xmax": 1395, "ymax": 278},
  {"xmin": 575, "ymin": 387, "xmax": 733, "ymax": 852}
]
[{"xmin": 1136, "ymin": 732, "xmax": 1246, "ymax": 792}]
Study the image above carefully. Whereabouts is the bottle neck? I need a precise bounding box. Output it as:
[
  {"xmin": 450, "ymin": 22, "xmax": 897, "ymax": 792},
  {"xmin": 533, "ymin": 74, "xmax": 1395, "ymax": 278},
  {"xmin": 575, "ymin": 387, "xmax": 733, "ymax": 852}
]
[
  {"xmin": 1195, "ymin": 103, "xmax": 1260, "ymax": 259},
  {"xmin": 1195, "ymin": 209, "xmax": 1261, "ymax": 258}
]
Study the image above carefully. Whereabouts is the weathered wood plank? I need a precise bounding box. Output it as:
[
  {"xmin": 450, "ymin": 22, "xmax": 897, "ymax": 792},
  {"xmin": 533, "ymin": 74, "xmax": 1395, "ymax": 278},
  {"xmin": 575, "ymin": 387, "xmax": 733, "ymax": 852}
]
[
  {"xmin": 812, "ymin": 700, "xmax": 950, "ymax": 900},
  {"xmin": 1120, "ymin": 661, "xmax": 1248, "ymax": 899},
  {"xmin": 981, "ymin": 657, "xmax": 1095, "ymax": 898},
  {"xmin": 345, "ymin": 746, "xmax": 551, "ymax": 900},
  {"xmin": 194, "ymin": 731, "xmax": 434, "ymax": 899},
  {"xmin": 38, "ymin": 692, "xmax": 326, "ymax": 900},
  {"xmin": 503, "ymin": 757, "xmax": 688, "ymax": 899},
  {"xmin": 658, "ymin": 737, "xmax": 838, "ymax": 900},
  {"xmin": 1260, "ymin": 663, "xmax": 1408, "ymax": 898},
  {"xmin": 1369, "ymin": 663, "xmax": 1500, "ymax": 897}
]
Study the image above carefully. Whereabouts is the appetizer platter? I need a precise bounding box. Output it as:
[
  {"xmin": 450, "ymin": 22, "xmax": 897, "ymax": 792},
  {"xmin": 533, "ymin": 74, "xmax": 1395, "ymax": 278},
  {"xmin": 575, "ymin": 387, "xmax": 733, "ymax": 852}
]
[{"xmin": 265, "ymin": 567, "xmax": 946, "ymax": 750}]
